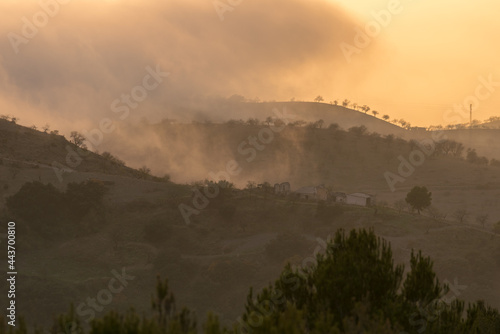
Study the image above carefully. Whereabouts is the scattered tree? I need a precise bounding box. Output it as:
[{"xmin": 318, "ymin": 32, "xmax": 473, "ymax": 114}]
[
  {"xmin": 393, "ymin": 199, "xmax": 407, "ymax": 214},
  {"xmin": 101, "ymin": 152, "xmax": 125, "ymax": 166},
  {"xmin": 405, "ymin": 186, "xmax": 432, "ymax": 214},
  {"xmin": 427, "ymin": 206, "xmax": 445, "ymax": 220},
  {"xmin": 70, "ymin": 131, "xmax": 87, "ymax": 149},
  {"xmin": 328, "ymin": 123, "xmax": 340, "ymax": 131},
  {"xmin": 139, "ymin": 166, "xmax": 152, "ymax": 177},
  {"xmin": 476, "ymin": 214, "xmax": 488, "ymax": 228},
  {"xmin": 453, "ymin": 208, "xmax": 469, "ymax": 223},
  {"xmin": 466, "ymin": 148, "xmax": 489, "ymax": 165},
  {"xmin": 314, "ymin": 95, "xmax": 324, "ymax": 103}
]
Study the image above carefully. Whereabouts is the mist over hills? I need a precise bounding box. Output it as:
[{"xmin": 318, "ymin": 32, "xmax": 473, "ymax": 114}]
[{"xmin": 1, "ymin": 105, "xmax": 500, "ymax": 331}]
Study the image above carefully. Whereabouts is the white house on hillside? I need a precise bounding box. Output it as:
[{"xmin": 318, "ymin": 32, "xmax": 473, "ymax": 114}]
[{"xmin": 345, "ymin": 193, "xmax": 374, "ymax": 207}]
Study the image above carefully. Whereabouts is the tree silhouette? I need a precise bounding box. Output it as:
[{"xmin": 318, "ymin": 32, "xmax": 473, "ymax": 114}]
[
  {"xmin": 372, "ymin": 110, "xmax": 379, "ymax": 117},
  {"xmin": 405, "ymin": 186, "xmax": 432, "ymax": 214},
  {"xmin": 70, "ymin": 131, "xmax": 87, "ymax": 149},
  {"xmin": 382, "ymin": 114, "xmax": 390, "ymax": 121},
  {"xmin": 476, "ymin": 214, "xmax": 488, "ymax": 228},
  {"xmin": 152, "ymin": 275, "xmax": 176, "ymax": 327},
  {"xmin": 314, "ymin": 95, "xmax": 324, "ymax": 103}
]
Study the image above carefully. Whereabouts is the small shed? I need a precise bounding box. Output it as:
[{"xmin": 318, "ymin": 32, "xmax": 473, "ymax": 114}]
[
  {"xmin": 345, "ymin": 193, "xmax": 373, "ymax": 207},
  {"xmin": 295, "ymin": 186, "xmax": 316, "ymax": 200},
  {"xmin": 295, "ymin": 185, "xmax": 327, "ymax": 201}
]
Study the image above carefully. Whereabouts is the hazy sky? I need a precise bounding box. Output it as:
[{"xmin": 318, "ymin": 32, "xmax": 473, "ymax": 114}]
[{"xmin": 0, "ymin": 0, "xmax": 498, "ymax": 133}]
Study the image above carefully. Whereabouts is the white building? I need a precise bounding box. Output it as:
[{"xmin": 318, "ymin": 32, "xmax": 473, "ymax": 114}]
[{"xmin": 345, "ymin": 193, "xmax": 373, "ymax": 207}]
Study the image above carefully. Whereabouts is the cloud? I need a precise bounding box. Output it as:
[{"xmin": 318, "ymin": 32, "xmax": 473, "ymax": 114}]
[{"xmin": 0, "ymin": 0, "xmax": 361, "ymax": 130}]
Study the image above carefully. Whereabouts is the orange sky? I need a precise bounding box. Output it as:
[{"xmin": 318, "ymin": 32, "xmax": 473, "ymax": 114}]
[
  {"xmin": 331, "ymin": 0, "xmax": 500, "ymax": 125},
  {"xmin": 0, "ymin": 0, "xmax": 498, "ymax": 132}
]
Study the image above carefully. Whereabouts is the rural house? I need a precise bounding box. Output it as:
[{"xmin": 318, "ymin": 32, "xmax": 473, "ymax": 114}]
[
  {"xmin": 295, "ymin": 185, "xmax": 328, "ymax": 201},
  {"xmin": 345, "ymin": 193, "xmax": 374, "ymax": 207}
]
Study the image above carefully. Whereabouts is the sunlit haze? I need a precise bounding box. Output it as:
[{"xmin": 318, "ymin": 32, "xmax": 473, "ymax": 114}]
[{"xmin": 0, "ymin": 0, "xmax": 499, "ymax": 131}]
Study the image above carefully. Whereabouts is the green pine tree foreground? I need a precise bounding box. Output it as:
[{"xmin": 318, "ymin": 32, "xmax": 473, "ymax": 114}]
[{"xmin": 2, "ymin": 229, "xmax": 499, "ymax": 334}]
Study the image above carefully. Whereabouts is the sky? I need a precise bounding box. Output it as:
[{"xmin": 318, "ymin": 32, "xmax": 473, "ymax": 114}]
[{"xmin": 0, "ymin": 0, "xmax": 499, "ymax": 134}]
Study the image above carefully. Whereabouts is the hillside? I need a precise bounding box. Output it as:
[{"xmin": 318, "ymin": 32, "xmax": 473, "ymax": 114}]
[
  {"xmin": 0, "ymin": 118, "xmax": 499, "ymax": 330},
  {"xmin": 431, "ymin": 128, "xmax": 500, "ymax": 161},
  {"xmin": 172, "ymin": 101, "xmax": 407, "ymax": 136},
  {"xmin": 97, "ymin": 119, "xmax": 500, "ymax": 225}
]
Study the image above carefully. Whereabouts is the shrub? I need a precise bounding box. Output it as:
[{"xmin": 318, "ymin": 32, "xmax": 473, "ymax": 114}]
[
  {"xmin": 65, "ymin": 180, "xmax": 107, "ymax": 218},
  {"xmin": 490, "ymin": 158, "xmax": 500, "ymax": 167},
  {"xmin": 101, "ymin": 151, "xmax": 125, "ymax": 166},
  {"xmin": 5, "ymin": 180, "xmax": 107, "ymax": 238},
  {"xmin": 348, "ymin": 125, "xmax": 368, "ymax": 137},
  {"xmin": 6, "ymin": 181, "xmax": 65, "ymax": 225}
]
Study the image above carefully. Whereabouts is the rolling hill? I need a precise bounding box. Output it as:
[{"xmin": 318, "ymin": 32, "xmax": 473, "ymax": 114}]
[{"xmin": 0, "ymin": 112, "xmax": 499, "ymax": 330}]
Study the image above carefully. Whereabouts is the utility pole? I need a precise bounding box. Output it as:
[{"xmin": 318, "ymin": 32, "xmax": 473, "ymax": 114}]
[
  {"xmin": 469, "ymin": 104, "xmax": 472, "ymax": 146},
  {"xmin": 470, "ymin": 104, "xmax": 472, "ymax": 128}
]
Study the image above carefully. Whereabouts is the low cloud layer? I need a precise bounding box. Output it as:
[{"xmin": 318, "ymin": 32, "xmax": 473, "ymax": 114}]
[{"xmin": 0, "ymin": 0, "xmax": 362, "ymax": 132}]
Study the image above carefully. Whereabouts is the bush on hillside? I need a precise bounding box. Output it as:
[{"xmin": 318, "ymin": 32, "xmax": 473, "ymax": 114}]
[{"xmin": 6, "ymin": 180, "xmax": 107, "ymax": 237}]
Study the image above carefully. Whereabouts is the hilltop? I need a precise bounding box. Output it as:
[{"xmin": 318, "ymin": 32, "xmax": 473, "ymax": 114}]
[{"xmin": 174, "ymin": 101, "xmax": 407, "ymax": 136}]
